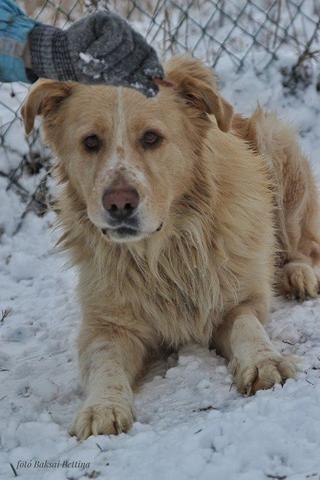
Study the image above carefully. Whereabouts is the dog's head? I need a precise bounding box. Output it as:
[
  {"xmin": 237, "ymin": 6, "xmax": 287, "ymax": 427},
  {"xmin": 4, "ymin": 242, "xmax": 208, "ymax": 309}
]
[{"xmin": 22, "ymin": 57, "xmax": 233, "ymax": 244}]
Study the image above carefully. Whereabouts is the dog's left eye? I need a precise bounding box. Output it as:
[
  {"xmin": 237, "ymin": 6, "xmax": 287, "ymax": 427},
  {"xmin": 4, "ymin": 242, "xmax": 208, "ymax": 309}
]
[
  {"xmin": 83, "ymin": 135, "xmax": 101, "ymax": 152},
  {"xmin": 141, "ymin": 130, "xmax": 163, "ymax": 149}
]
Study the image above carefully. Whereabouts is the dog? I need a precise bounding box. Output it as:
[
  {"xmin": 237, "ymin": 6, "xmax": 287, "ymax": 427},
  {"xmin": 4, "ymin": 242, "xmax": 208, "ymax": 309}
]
[{"xmin": 21, "ymin": 57, "xmax": 320, "ymax": 440}]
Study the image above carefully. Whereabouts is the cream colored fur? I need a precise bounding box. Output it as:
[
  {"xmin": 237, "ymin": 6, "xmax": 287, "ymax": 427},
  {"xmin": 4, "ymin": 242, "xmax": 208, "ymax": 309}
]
[
  {"xmin": 21, "ymin": 57, "xmax": 320, "ymax": 440},
  {"xmin": 232, "ymin": 108, "xmax": 320, "ymax": 299}
]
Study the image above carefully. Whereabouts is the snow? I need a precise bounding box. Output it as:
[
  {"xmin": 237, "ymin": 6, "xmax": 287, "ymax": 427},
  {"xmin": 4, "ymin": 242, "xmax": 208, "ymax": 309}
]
[
  {"xmin": 79, "ymin": 52, "xmax": 96, "ymax": 64},
  {"xmin": 79, "ymin": 52, "xmax": 104, "ymax": 80},
  {"xmin": 1, "ymin": 19, "xmax": 320, "ymax": 480}
]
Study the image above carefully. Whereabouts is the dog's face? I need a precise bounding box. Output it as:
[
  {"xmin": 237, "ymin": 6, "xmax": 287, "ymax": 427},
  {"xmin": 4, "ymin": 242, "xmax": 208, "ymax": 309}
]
[{"xmin": 22, "ymin": 58, "xmax": 233, "ymax": 244}]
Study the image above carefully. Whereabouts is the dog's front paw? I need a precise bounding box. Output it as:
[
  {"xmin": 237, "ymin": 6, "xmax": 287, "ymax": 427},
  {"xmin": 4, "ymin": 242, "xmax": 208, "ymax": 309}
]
[
  {"xmin": 232, "ymin": 354, "xmax": 297, "ymax": 396},
  {"xmin": 70, "ymin": 403, "xmax": 134, "ymax": 440},
  {"xmin": 280, "ymin": 262, "xmax": 319, "ymax": 300}
]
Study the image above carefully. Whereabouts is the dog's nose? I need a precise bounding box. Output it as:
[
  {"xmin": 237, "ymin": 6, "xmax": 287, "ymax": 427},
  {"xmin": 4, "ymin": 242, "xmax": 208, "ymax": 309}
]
[{"xmin": 102, "ymin": 185, "xmax": 139, "ymax": 221}]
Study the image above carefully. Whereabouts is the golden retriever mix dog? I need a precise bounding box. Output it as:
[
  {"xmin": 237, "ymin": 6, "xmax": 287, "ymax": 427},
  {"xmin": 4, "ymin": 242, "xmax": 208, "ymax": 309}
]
[{"xmin": 21, "ymin": 57, "xmax": 320, "ymax": 440}]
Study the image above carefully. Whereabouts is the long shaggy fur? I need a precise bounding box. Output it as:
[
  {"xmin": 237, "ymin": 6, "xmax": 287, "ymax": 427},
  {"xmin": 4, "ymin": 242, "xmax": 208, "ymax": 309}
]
[{"xmin": 21, "ymin": 56, "xmax": 320, "ymax": 439}]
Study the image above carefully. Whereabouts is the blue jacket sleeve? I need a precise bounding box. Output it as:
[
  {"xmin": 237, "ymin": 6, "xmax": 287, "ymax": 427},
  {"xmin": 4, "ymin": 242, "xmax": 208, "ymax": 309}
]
[{"xmin": 0, "ymin": 0, "xmax": 36, "ymax": 82}]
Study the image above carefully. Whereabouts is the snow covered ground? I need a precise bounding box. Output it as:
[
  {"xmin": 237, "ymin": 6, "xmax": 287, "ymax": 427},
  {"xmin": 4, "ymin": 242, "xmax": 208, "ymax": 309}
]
[{"xmin": 1, "ymin": 32, "xmax": 320, "ymax": 480}]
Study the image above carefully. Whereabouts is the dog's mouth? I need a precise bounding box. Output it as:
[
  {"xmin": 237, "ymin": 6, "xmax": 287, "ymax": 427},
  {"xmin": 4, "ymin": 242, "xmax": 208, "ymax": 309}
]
[
  {"xmin": 101, "ymin": 223, "xmax": 163, "ymax": 242},
  {"xmin": 102, "ymin": 226, "xmax": 138, "ymax": 238}
]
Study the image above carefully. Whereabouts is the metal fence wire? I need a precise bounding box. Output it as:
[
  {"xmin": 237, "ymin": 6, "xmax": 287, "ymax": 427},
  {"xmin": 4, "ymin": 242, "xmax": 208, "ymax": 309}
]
[{"xmin": 0, "ymin": 0, "xmax": 319, "ymax": 231}]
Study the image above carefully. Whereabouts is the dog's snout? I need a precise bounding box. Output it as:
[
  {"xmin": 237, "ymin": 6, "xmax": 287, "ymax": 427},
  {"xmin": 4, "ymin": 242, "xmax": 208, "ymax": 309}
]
[{"xmin": 102, "ymin": 186, "xmax": 140, "ymax": 221}]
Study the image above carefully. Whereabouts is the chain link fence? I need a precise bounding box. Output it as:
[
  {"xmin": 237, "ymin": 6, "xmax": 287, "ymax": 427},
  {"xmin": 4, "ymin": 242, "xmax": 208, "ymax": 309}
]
[{"xmin": 0, "ymin": 0, "xmax": 319, "ymax": 233}]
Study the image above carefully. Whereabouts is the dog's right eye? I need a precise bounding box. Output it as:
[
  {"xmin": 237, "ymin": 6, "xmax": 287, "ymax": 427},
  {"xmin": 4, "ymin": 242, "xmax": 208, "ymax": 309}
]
[{"xmin": 83, "ymin": 135, "xmax": 101, "ymax": 152}]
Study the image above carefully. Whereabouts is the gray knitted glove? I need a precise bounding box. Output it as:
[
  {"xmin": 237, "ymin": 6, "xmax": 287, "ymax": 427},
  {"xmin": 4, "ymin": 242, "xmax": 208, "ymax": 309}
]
[{"xmin": 28, "ymin": 11, "xmax": 163, "ymax": 96}]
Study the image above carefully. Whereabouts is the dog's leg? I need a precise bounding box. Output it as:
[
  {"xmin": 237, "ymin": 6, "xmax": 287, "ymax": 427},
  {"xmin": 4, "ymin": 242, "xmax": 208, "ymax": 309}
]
[
  {"xmin": 277, "ymin": 186, "xmax": 320, "ymax": 300},
  {"xmin": 280, "ymin": 256, "xmax": 320, "ymax": 301},
  {"xmin": 70, "ymin": 324, "xmax": 146, "ymax": 440},
  {"xmin": 214, "ymin": 305, "xmax": 296, "ymax": 395},
  {"xmin": 277, "ymin": 200, "xmax": 320, "ymax": 300},
  {"xmin": 272, "ymin": 127, "xmax": 320, "ymax": 300}
]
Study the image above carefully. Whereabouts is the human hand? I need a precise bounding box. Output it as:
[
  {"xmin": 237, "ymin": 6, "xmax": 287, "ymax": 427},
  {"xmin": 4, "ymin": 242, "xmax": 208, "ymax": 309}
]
[{"xmin": 28, "ymin": 11, "xmax": 163, "ymax": 96}]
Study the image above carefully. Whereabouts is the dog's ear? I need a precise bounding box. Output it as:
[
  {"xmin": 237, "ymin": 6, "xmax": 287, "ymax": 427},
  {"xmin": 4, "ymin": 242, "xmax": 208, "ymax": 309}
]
[
  {"xmin": 21, "ymin": 79, "xmax": 74, "ymax": 135},
  {"xmin": 165, "ymin": 57, "xmax": 233, "ymax": 132}
]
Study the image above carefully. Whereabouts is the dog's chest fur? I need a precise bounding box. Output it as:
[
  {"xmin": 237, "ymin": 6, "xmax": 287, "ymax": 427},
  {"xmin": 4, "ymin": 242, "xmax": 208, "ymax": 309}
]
[{"xmin": 78, "ymin": 228, "xmax": 235, "ymax": 348}]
